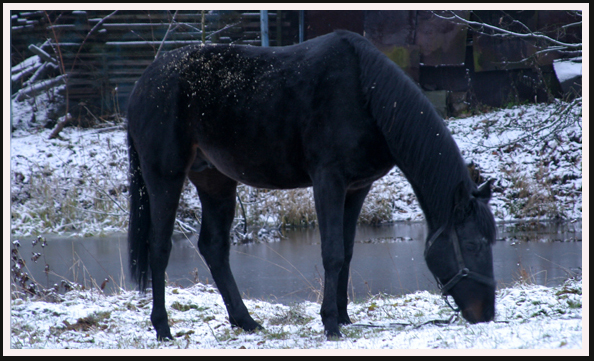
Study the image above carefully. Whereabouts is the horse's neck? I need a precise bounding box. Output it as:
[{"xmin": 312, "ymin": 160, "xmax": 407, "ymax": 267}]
[{"xmin": 394, "ymin": 129, "xmax": 469, "ymax": 232}]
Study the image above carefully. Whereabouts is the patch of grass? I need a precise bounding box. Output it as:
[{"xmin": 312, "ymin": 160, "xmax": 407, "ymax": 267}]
[
  {"xmin": 11, "ymin": 136, "xmax": 129, "ymax": 237},
  {"xmin": 61, "ymin": 310, "xmax": 112, "ymax": 332},
  {"xmin": 341, "ymin": 326, "xmax": 364, "ymax": 339},
  {"xmin": 566, "ymin": 300, "xmax": 582, "ymax": 309},
  {"xmin": 268, "ymin": 305, "xmax": 314, "ymax": 326},
  {"xmin": 500, "ymin": 164, "xmax": 560, "ymax": 219},
  {"xmin": 170, "ymin": 301, "xmax": 208, "ymax": 312},
  {"xmin": 263, "ymin": 328, "xmax": 291, "ymax": 340}
]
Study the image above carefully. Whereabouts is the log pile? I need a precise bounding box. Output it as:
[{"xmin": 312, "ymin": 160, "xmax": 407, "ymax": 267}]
[{"xmin": 11, "ymin": 40, "xmax": 65, "ymax": 102}]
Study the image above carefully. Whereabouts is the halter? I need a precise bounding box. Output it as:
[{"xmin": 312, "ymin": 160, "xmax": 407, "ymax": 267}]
[{"xmin": 424, "ymin": 225, "xmax": 496, "ymax": 311}]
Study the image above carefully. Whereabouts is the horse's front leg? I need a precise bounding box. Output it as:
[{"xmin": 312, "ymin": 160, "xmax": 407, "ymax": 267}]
[
  {"xmin": 337, "ymin": 185, "xmax": 371, "ymax": 325},
  {"xmin": 312, "ymin": 172, "xmax": 347, "ymax": 339}
]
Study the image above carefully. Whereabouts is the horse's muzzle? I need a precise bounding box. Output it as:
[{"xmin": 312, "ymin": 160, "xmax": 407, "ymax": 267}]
[{"xmin": 462, "ymin": 302, "xmax": 495, "ymax": 324}]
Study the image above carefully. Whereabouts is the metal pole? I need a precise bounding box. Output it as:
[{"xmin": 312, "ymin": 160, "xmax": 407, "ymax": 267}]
[
  {"xmin": 260, "ymin": 10, "xmax": 269, "ymax": 47},
  {"xmin": 299, "ymin": 10, "xmax": 304, "ymax": 43}
]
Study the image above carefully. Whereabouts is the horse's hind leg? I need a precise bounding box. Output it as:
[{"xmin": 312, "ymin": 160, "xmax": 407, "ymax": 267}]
[
  {"xmin": 143, "ymin": 170, "xmax": 186, "ymax": 341},
  {"xmin": 337, "ymin": 185, "xmax": 371, "ymax": 325},
  {"xmin": 188, "ymin": 168, "xmax": 261, "ymax": 332}
]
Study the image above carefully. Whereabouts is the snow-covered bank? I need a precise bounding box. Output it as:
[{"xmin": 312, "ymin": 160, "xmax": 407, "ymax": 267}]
[
  {"xmin": 9, "ymin": 275, "xmax": 582, "ymax": 350},
  {"xmin": 9, "ymin": 98, "xmax": 583, "ymax": 237}
]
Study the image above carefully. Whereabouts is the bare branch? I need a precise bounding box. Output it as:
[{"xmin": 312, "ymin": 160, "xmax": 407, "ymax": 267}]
[
  {"xmin": 155, "ymin": 10, "xmax": 178, "ymax": 59},
  {"xmin": 70, "ymin": 10, "xmax": 118, "ymax": 74},
  {"xmin": 433, "ymin": 11, "xmax": 582, "ymax": 49}
]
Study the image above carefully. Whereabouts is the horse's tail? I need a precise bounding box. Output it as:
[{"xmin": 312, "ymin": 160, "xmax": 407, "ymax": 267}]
[{"xmin": 127, "ymin": 134, "xmax": 151, "ymax": 292}]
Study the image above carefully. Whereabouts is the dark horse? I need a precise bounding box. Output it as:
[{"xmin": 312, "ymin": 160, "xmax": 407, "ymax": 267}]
[{"xmin": 127, "ymin": 30, "xmax": 497, "ymax": 340}]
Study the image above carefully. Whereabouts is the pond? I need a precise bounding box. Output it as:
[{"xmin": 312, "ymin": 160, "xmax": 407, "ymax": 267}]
[{"xmin": 11, "ymin": 221, "xmax": 582, "ymax": 304}]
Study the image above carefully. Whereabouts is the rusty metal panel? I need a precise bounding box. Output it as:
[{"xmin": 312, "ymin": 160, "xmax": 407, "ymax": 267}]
[
  {"xmin": 304, "ymin": 10, "xmax": 364, "ymax": 40},
  {"xmin": 472, "ymin": 10, "xmax": 538, "ymax": 72},
  {"xmin": 415, "ymin": 10, "xmax": 469, "ymax": 66},
  {"xmin": 363, "ymin": 11, "xmax": 420, "ymax": 82},
  {"xmin": 473, "ymin": 34, "xmax": 537, "ymax": 72},
  {"xmin": 364, "ymin": 10, "xmax": 417, "ymax": 48},
  {"xmin": 383, "ymin": 45, "xmax": 421, "ymax": 82}
]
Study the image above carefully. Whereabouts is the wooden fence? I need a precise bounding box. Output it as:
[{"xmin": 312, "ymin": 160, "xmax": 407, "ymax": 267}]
[{"xmin": 11, "ymin": 10, "xmax": 298, "ymax": 116}]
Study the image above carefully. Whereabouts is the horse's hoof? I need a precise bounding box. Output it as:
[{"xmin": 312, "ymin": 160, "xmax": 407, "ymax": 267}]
[
  {"xmin": 156, "ymin": 332, "xmax": 174, "ymax": 341},
  {"xmin": 325, "ymin": 329, "xmax": 342, "ymax": 341},
  {"xmin": 231, "ymin": 318, "xmax": 263, "ymax": 333},
  {"xmin": 338, "ymin": 316, "xmax": 352, "ymax": 326},
  {"xmin": 156, "ymin": 326, "xmax": 174, "ymax": 341}
]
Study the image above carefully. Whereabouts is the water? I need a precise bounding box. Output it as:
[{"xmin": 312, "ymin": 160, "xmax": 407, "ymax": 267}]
[{"xmin": 11, "ymin": 222, "xmax": 582, "ymax": 304}]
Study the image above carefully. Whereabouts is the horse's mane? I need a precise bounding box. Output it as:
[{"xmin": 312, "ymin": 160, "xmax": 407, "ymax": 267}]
[{"xmin": 336, "ymin": 30, "xmax": 493, "ymax": 236}]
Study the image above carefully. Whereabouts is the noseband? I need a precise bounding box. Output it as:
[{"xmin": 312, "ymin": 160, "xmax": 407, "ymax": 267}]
[{"xmin": 424, "ymin": 225, "xmax": 496, "ymax": 311}]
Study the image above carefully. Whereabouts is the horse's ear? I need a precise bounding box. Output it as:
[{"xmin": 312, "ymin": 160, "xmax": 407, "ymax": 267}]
[
  {"xmin": 473, "ymin": 179, "xmax": 494, "ymax": 203},
  {"xmin": 453, "ymin": 181, "xmax": 471, "ymax": 215}
]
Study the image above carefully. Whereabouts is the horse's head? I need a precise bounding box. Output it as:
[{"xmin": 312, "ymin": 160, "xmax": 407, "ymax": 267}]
[{"xmin": 424, "ymin": 179, "xmax": 497, "ymax": 323}]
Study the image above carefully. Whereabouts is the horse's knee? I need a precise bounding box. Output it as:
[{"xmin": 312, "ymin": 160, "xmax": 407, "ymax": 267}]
[
  {"xmin": 150, "ymin": 239, "xmax": 172, "ymax": 262},
  {"xmin": 322, "ymin": 251, "xmax": 345, "ymax": 274},
  {"xmin": 198, "ymin": 234, "xmax": 228, "ymax": 265},
  {"xmin": 197, "ymin": 238, "xmax": 213, "ymax": 262}
]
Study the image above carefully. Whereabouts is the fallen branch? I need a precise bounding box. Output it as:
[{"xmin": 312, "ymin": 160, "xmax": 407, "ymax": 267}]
[
  {"xmin": 13, "ymin": 74, "xmax": 66, "ymax": 101},
  {"xmin": 27, "ymin": 44, "xmax": 58, "ymax": 65},
  {"xmin": 26, "ymin": 62, "xmax": 59, "ymax": 85},
  {"xmin": 48, "ymin": 113, "xmax": 73, "ymax": 139}
]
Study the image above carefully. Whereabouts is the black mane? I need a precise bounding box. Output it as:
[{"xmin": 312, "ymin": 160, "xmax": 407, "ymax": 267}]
[{"xmin": 337, "ymin": 30, "xmax": 480, "ymax": 232}]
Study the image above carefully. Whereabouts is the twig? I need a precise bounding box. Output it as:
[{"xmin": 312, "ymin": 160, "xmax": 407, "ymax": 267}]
[
  {"xmin": 89, "ymin": 186, "xmax": 127, "ymax": 213},
  {"xmin": 81, "ymin": 103, "xmax": 101, "ymax": 124},
  {"xmin": 69, "ymin": 10, "xmax": 118, "ymax": 74},
  {"xmin": 44, "ymin": 11, "xmax": 69, "ymax": 137},
  {"xmin": 432, "ymin": 11, "xmax": 582, "ymax": 49},
  {"xmin": 72, "ymin": 206, "xmax": 124, "ymax": 217},
  {"xmin": 176, "ymin": 219, "xmax": 198, "ymax": 233},
  {"xmin": 89, "ymin": 125, "xmax": 125, "ymax": 134},
  {"xmin": 155, "ymin": 10, "xmax": 178, "ymax": 59},
  {"xmin": 481, "ymin": 98, "xmax": 581, "ymax": 150},
  {"xmin": 201, "ymin": 10, "xmax": 206, "ymax": 44},
  {"xmin": 237, "ymin": 194, "xmax": 248, "ymax": 234}
]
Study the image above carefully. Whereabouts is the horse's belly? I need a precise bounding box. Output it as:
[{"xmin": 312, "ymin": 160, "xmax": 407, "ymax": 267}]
[
  {"xmin": 218, "ymin": 163, "xmax": 312, "ymax": 189},
  {"xmin": 198, "ymin": 149, "xmax": 311, "ymax": 189}
]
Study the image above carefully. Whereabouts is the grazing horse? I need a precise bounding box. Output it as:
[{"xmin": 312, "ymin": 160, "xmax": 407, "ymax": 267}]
[{"xmin": 127, "ymin": 30, "xmax": 497, "ymax": 340}]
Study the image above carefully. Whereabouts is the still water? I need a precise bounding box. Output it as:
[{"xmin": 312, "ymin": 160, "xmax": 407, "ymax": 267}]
[{"xmin": 11, "ymin": 222, "xmax": 582, "ymax": 304}]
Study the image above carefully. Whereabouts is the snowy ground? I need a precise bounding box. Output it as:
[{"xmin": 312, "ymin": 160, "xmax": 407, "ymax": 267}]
[{"xmin": 8, "ymin": 276, "xmax": 583, "ymax": 351}]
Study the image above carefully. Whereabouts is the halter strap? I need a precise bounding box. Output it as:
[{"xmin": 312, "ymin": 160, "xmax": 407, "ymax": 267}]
[
  {"xmin": 423, "ymin": 225, "xmax": 446, "ymax": 259},
  {"xmin": 424, "ymin": 225, "xmax": 496, "ymax": 299}
]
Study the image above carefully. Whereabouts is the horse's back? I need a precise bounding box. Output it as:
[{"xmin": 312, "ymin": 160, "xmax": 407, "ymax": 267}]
[{"xmin": 128, "ymin": 32, "xmax": 394, "ymax": 190}]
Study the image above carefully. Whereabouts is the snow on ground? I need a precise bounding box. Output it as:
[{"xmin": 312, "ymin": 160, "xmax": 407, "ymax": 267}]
[{"xmin": 8, "ymin": 276, "xmax": 582, "ymax": 350}]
